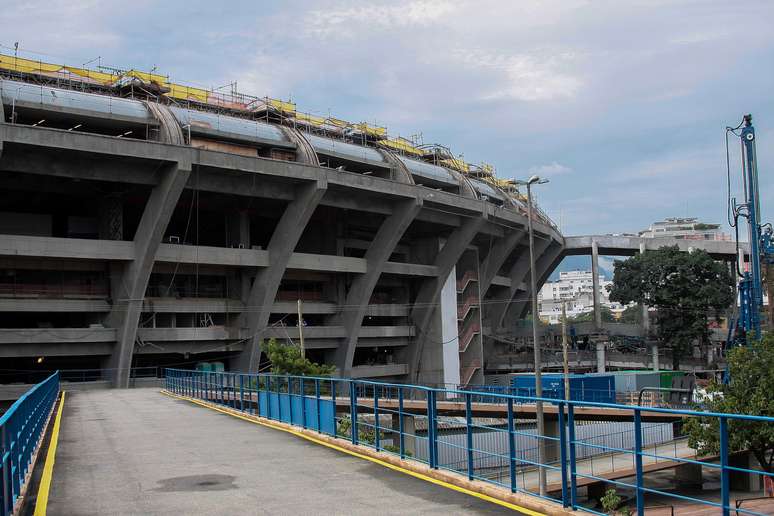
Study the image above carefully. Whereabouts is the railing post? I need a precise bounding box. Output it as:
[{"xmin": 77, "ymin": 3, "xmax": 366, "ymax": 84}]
[
  {"xmin": 558, "ymin": 401, "xmax": 569, "ymax": 507},
  {"xmin": 398, "ymin": 386, "xmax": 405, "ymax": 459},
  {"xmin": 267, "ymin": 376, "xmax": 273, "ymax": 420},
  {"xmin": 374, "ymin": 385, "xmax": 380, "ymax": 451},
  {"xmin": 315, "ymin": 378, "xmax": 321, "ymax": 433},
  {"xmin": 220, "ymin": 372, "xmax": 224, "ymax": 405},
  {"xmin": 720, "ymin": 417, "xmax": 730, "ymax": 516},
  {"xmin": 634, "ymin": 408, "xmax": 644, "ymax": 516},
  {"xmin": 240, "ymin": 374, "xmax": 245, "ymax": 412},
  {"xmin": 465, "ymin": 392, "xmax": 474, "ymax": 480},
  {"xmin": 428, "ymin": 390, "xmax": 438, "ymax": 469},
  {"xmin": 507, "ymin": 397, "xmax": 516, "ymax": 492},
  {"xmin": 330, "ymin": 379, "xmax": 336, "ymax": 433},
  {"xmin": 350, "ymin": 381, "xmax": 358, "ymax": 446},
  {"xmin": 301, "ymin": 377, "xmax": 307, "ymax": 429},
  {"xmin": 568, "ymin": 404, "xmax": 577, "ymax": 509},
  {"xmin": 2, "ymin": 419, "xmax": 9, "ymax": 516}
]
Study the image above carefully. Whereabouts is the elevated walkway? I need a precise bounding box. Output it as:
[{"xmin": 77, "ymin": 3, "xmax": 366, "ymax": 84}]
[{"xmin": 42, "ymin": 389, "xmax": 536, "ymax": 515}]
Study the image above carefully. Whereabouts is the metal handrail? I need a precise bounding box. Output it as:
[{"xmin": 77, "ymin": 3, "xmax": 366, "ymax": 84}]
[
  {"xmin": 0, "ymin": 371, "xmax": 60, "ymax": 516},
  {"xmin": 165, "ymin": 369, "xmax": 774, "ymax": 516}
]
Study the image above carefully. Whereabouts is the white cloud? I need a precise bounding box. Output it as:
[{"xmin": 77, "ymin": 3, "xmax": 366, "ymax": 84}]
[
  {"xmin": 451, "ymin": 48, "xmax": 582, "ymax": 101},
  {"xmin": 302, "ymin": 0, "xmax": 457, "ymax": 38},
  {"xmin": 526, "ymin": 162, "xmax": 573, "ymax": 178}
]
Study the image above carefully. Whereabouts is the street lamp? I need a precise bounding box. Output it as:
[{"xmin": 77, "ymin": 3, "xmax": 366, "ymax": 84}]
[{"xmin": 514, "ymin": 174, "xmax": 550, "ymax": 495}]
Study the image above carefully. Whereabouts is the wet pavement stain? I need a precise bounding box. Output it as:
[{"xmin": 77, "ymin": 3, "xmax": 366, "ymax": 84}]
[{"xmin": 154, "ymin": 474, "xmax": 237, "ymax": 492}]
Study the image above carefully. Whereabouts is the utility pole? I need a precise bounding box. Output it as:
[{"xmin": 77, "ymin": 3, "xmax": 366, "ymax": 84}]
[
  {"xmin": 297, "ymin": 299, "xmax": 305, "ymax": 358},
  {"xmin": 518, "ymin": 174, "xmax": 549, "ymax": 496},
  {"xmin": 562, "ymin": 300, "xmax": 570, "ymax": 401}
]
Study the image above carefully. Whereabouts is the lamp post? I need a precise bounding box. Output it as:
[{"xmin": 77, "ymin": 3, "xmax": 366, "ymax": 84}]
[{"xmin": 515, "ymin": 174, "xmax": 550, "ymax": 495}]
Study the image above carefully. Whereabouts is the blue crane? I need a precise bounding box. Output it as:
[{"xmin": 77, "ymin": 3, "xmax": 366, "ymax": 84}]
[{"xmin": 728, "ymin": 114, "xmax": 773, "ymax": 341}]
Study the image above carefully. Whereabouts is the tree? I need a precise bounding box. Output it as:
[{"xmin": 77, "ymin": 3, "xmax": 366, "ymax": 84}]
[
  {"xmin": 607, "ymin": 246, "xmax": 734, "ymax": 369},
  {"xmin": 264, "ymin": 338, "xmax": 335, "ymax": 376},
  {"xmin": 618, "ymin": 305, "xmax": 642, "ymax": 325},
  {"xmin": 684, "ymin": 336, "xmax": 774, "ymax": 473}
]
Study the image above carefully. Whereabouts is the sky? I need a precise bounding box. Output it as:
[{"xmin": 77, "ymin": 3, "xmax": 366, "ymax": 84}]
[{"xmin": 2, "ymin": 0, "xmax": 774, "ymax": 248}]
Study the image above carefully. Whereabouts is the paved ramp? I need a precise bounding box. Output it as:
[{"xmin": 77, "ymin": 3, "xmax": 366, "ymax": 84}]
[{"xmin": 47, "ymin": 389, "xmax": 517, "ymax": 515}]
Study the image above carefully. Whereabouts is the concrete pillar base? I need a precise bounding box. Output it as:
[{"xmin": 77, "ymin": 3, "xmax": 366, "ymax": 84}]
[{"xmin": 674, "ymin": 462, "xmax": 703, "ymax": 488}]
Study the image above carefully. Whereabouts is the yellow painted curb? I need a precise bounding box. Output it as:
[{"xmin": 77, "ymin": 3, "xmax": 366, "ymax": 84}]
[
  {"xmin": 34, "ymin": 390, "xmax": 66, "ymax": 516},
  {"xmin": 161, "ymin": 390, "xmax": 552, "ymax": 515}
]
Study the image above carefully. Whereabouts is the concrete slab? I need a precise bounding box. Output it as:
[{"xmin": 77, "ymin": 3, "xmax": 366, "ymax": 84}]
[{"xmin": 47, "ymin": 389, "xmax": 518, "ymax": 515}]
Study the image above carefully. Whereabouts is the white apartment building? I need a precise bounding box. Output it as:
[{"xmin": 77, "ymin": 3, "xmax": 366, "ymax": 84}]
[
  {"xmin": 538, "ymin": 270, "xmax": 626, "ymax": 324},
  {"xmin": 639, "ymin": 217, "xmax": 730, "ymax": 241}
]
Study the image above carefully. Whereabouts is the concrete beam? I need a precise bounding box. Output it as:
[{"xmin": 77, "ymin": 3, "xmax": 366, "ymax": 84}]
[
  {"xmin": 409, "ymin": 216, "xmax": 486, "ymax": 382},
  {"xmin": 236, "ymin": 179, "xmax": 328, "ymax": 372},
  {"xmin": 506, "ymin": 242, "xmax": 564, "ymax": 321},
  {"xmin": 564, "ymin": 234, "xmax": 742, "ymax": 259},
  {"xmin": 480, "ymin": 229, "xmax": 526, "ymax": 296},
  {"xmin": 107, "ymin": 161, "xmax": 191, "ymax": 388},
  {"xmin": 488, "ymin": 237, "xmax": 551, "ymax": 331},
  {"xmin": 337, "ymin": 197, "xmax": 423, "ymax": 375}
]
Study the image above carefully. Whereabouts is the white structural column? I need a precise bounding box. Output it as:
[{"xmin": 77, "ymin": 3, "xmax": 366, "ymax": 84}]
[
  {"xmin": 591, "ymin": 239, "xmax": 602, "ymax": 330},
  {"xmin": 409, "ymin": 216, "xmax": 486, "ymax": 382},
  {"xmin": 439, "ymin": 266, "xmax": 461, "ymax": 387},
  {"xmin": 107, "ymin": 161, "xmax": 192, "ymax": 387},
  {"xmin": 337, "ymin": 197, "xmax": 423, "ymax": 375},
  {"xmin": 236, "ymin": 179, "xmax": 328, "ymax": 372}
]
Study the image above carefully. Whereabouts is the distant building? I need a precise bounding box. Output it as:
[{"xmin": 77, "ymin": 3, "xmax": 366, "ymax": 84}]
[
  {"xmin": 639, "ymin": 217, "xmax": 730, "ymax": 241},
  {"xmin": 538, "ymin": 270, "xmax": 626, "ymax": 324}
]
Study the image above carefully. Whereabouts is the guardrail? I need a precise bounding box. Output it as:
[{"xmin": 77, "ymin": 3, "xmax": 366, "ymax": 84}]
[
  {"xmin": 164, "ymin": 369, "xmax": 774, "ymax": 516},
  {"xmin": 1, "ymin": 371, "xmax": 60, "ymax": 516}
]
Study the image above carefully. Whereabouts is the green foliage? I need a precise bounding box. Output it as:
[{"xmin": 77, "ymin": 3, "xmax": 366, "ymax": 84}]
[
  {"xmin": 600, "ymin": 488, "xmax": 622, "ymax": 513},
  {"xmin": 684, "ymin": 336, "xmax": 774, "ymax": 472},
  {"xmin": 336, "ymin": 416, "xmax": 412, "ymax": 457},
  {"xmin": 607, "ymin": 246, "xmax": 734, "ymax": 368},
  {"xmin": 264, "ymin": 338, "xmax": 335, "ymax": 376},
  {"xmin": 618, "ymin": 305, "xmax": 642, "ymax": 325}
]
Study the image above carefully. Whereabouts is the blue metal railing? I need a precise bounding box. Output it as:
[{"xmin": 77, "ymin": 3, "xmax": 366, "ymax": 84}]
[
  {"xmin": 1, "ymin": 371, "xmax": 60, "ymax": 516},
  {"xmin": 164, "ymin": 369, "xmax": 774, "ymax": 516}
]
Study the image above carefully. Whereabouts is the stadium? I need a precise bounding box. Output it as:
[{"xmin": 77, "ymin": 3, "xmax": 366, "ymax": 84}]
[{"xmin": 0, "ymin": 54, "xmax": 563, "ymax": 388}]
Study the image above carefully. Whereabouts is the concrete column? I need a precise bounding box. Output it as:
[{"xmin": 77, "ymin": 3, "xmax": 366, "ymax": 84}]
[
  {"xmin": 730, "ymin": 452, "xmax": 761, "ymax": 492},
  {"xmin": 639, "ymin": 242, "xmax": 651, "ymax": 335},
  {"xmin": 591, "ymin": 240, "xmax": 601, "ymax": 330},
  {"xmin": 236, "ymin": 179, "xmax": 327, "ymax": 373},
  {"xmin": 391, "ymin": 412, "xmax": 416, "ymax": 456},
  {"xmin": 239, "ymin": 210, "xmax": 250, "ymax": 248},
  {"xmin": 596, "ymin": 341, "xmax": 606, "ymax": 373},
  {"xmin": 337, "ymin": 197, "xmax": 422, "ymax": 375},
  {"xmin": 543, "ymin": 418, "xmax": 560, "ymax": 463},
  {"xmin": 99, "ymin": 194, "xmax": 123, "ymax": 240},
  {"xmin": 107, "ymin": 161, "xmax": 192, "ymax": 388},
  {"xmin": 674, "ymin": 462, "xmax": 703, "ymax": 488},
  {"xmin": 410, "ymin": 216, "xmax": 486, "ymax": 384},
  {"xmin": 652, "ymin": 344, "xmax": 660, "ymax": 371}
]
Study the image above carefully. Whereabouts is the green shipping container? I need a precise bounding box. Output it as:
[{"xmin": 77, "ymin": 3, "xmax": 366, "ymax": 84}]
[{"xmin": 659, "ymin": 371, "xmax": 684, "ymax": 389}]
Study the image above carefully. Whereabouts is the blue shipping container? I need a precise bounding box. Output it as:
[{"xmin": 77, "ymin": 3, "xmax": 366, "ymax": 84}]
[{"xmin": 511, "ymin": 374, "xmax": 615, "ymax": 403}]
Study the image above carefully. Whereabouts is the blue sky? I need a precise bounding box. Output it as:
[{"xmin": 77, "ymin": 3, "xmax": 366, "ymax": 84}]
[{"xmin": 3, "ymin": 0, "xmax": 774, "ymax": 247}]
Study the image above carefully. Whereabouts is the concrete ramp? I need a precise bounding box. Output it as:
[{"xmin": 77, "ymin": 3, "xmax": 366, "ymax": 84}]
[{"xmin": 46, "ymin": 389, "xmax": 519, "ymax": 515}]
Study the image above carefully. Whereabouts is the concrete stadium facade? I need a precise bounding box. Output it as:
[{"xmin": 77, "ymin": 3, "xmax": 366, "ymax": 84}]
[{"xmin": 0, "ymin": 75, "xmax": 564, "ymax": 388}]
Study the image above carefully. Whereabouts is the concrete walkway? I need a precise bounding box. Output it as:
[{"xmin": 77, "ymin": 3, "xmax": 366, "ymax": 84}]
[{"xmin": 47, "ymin": 389, "xmax": 516, "ymax": 515}]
